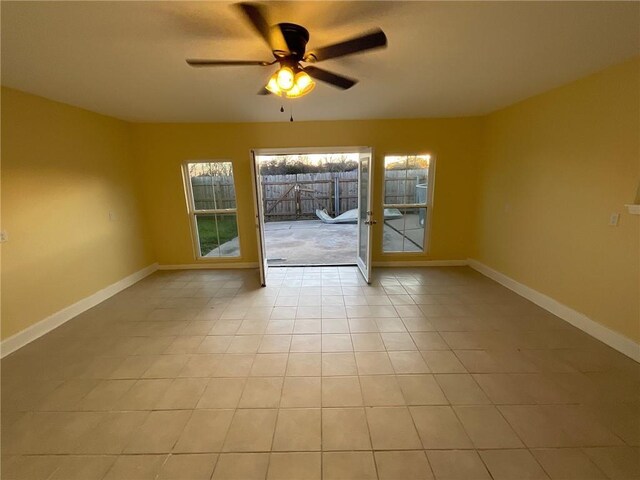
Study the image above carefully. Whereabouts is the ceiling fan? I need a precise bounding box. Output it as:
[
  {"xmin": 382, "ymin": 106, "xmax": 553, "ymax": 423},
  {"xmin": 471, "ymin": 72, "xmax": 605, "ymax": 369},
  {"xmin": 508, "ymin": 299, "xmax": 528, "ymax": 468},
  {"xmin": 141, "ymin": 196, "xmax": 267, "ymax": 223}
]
[{"xmin": 186, "ymin": 2, "xmax": 387, "ymax": 99}]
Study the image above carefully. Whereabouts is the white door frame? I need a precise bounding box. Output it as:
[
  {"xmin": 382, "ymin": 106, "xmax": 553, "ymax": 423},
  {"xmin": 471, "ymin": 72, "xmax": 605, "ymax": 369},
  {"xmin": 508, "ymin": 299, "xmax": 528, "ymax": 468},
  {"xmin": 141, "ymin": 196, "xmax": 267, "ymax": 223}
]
[{"xmin": 253, "ymin": 146, "xmax": 371, "ymax": 156}]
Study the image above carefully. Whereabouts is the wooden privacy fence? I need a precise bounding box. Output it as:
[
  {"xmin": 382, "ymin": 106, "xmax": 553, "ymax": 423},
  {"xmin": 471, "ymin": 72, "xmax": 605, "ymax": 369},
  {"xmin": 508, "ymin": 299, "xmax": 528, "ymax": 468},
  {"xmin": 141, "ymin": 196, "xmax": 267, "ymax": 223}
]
[
  {"xmin": 383, "ymin": 169, "xmax": 428, "ymax": 205},
  {"xmin": 191, "ymin": 176, "xmax": 237, "ymax": 210},
  {"xmin": 262, "ymin": 171, "xmax": 358, "ymax": 221},
  {"xmin": 191, "ymin": 169, "xmax": 427, "ymax": 222}
]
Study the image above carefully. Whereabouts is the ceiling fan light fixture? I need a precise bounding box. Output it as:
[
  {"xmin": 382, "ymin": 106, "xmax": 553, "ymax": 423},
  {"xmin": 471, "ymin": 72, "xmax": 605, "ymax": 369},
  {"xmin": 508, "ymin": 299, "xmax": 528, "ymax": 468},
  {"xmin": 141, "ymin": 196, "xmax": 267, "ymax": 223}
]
[
  {"xmin": 276, "ymin": 66, "xmax": 295, "ymax": 91},
  {"xmin": 295, "ymin": 71, "xmax": 312, "ymax": 90},
  {"xmin": 266, "ymin": 73, "xmax": 282, "ymax": 95},
  {"xmin": 285, "ymin": 72, "xmax": 315, "ymax": 98},
  {"xmin": 265, "ymin": 68, "xmax": 315, "ymax": 98}
]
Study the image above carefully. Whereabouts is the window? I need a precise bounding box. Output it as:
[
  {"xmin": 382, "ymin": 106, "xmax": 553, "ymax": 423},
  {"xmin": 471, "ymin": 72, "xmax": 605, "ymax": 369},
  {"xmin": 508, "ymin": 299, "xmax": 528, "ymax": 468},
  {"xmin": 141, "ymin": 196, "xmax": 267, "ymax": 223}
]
[
  {"xmin": 184, "ymin": 161, "xmax": 240, "ymax": 258},
  {"xmin": 382, "ymin": 154, "xmax": 434, "ymax": 253}
]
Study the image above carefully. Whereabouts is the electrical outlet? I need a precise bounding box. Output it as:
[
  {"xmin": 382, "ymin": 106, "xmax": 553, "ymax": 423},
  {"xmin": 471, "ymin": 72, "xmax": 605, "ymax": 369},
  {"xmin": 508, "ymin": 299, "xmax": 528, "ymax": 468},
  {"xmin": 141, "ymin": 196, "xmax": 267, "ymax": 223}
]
[
  {"xmin": 609, "ymin": 213, "xmax": 620, "ymax": 226},
  {"xmin": 0, "ymin": 230, "xmax": 8, "ymax": 242}
]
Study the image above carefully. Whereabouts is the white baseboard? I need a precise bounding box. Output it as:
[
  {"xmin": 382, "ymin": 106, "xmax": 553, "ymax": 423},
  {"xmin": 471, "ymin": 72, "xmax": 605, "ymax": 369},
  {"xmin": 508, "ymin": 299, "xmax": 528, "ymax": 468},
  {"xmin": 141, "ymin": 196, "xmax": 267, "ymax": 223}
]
[
  {"xmin": 158, "ymin": 262, "xmax": 258, "ymax": 270},
  {"xmin": 468, "ymin": 259, "xmax": 640, "ymax": 363},
  {"xmin": 373, "ymin": 259, "xmax": 468, "ymax": 267},
  {"xmin": 1, "ymin": 263, "xmax": 159, "ymax": 358}
]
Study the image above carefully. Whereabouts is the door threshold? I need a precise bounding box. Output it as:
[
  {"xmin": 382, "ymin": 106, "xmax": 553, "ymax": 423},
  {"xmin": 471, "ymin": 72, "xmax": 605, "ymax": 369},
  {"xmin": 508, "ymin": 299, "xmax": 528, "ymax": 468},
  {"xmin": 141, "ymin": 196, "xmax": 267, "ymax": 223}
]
[{"xmin": 268, "ymin": 263, "xmax": 358, "ymax": 268}]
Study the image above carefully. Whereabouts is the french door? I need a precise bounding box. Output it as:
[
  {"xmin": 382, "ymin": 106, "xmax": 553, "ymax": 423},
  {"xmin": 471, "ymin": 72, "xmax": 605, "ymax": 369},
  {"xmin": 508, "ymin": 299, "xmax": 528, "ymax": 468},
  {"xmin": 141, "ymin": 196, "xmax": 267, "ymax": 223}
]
[
  {"xmin": 250, "ymin": 150, "xmax": 268, "ymax": 286},
  {"xmin": 251, "ymin": 147, "xmax": 374, "ymax": 286},
  {"xmin": 356, "ymin": 148, "xmax": 375, "ymax": 283}
]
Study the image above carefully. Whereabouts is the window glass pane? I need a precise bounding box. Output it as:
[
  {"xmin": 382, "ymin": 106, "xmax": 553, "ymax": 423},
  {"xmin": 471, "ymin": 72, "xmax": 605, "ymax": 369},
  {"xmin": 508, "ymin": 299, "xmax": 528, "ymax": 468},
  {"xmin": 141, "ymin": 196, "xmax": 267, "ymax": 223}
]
[
  {"xmin": 195, "ymin": 214, "xmax": 240, "ymax": 257},
  {"xmin": 384, "ymin": 155, "xmax": 430, "ymax": 205},
  {"xmin": 382, "ymin": 207, "xmax": 426, "ymax": 253},
  {"xmin": 188, "ymin": 162, "xmax": 236, "ymax": 210},
  {"xmin": 407, "ymin": 155, "xmax": 430, "ymax": 205},
  {"xmin": 384, "ymin": 156, "xmax": 407, "ymax": 205},
  {"xmin": 383, "ymin": 154, "xmax": 431, "ymax": 253}
]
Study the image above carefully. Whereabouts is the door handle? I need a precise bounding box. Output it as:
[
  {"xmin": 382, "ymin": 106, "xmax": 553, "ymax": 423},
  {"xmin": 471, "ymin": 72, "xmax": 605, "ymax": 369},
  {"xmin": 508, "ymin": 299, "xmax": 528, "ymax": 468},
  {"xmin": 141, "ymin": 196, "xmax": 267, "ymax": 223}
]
[{"xmin": 364, "ymin": 211, "xmax": 376, "ymax": 225}]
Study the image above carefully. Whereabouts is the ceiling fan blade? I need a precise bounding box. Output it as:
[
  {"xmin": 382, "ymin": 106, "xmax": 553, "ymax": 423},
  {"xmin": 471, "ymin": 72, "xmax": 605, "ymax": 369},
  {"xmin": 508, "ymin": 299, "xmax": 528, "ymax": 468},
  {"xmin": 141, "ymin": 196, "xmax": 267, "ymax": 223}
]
[
  {"xmin": 258, "ymin": 87, "xmax": 271, "ymax": 95},
  {"xmin": 306, "ymin": 28, "xmax": 387, "ymax": 62},
  {"xmin": 304, "ymin": 66, "xmax": 358, "ymax": 90},
  {"xmin": 186, "ymin": 59, "xmax": 272, "ymax": 67},
  {"xmin": 235, "ymin": 2, "xmax": 290, "ymax": 55}
]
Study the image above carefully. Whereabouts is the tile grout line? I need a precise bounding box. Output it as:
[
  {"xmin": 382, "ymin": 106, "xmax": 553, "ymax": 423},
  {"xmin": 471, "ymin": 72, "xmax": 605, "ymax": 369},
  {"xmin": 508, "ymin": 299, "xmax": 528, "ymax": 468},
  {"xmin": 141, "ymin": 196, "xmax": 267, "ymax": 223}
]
[
  {"xmin": 263, "ymin": 354, "xmax": 287, "ymax": 480},
  {"xmin": 320, "ymin": 325, "xmax": 324, "ymax": 480},
  {"xmin": 354, "ymin": 338, "xmax": 381, "ymax": 479}
]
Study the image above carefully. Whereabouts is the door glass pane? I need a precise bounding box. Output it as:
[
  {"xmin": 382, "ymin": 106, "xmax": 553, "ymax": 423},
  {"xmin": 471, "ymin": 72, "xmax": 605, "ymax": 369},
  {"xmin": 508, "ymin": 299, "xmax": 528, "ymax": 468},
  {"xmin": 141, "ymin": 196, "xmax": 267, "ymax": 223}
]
[
  {"xmin": 252, "ymin": 153, "xmax": 267, "ymax": 286},
  {"xmin": 188, "ymin": 162, "xmax": 236, "ymax": 210},
  {"xmin": 358, "ymin": 155, "xmax": 369, "ymax": 266},
  {"xmin": 382, "ymin": 207, "xmax": 426, "ymax": 253},
  {"xmin": 195, "ymin": 214, "xmax": 239, "ymax": 257}
]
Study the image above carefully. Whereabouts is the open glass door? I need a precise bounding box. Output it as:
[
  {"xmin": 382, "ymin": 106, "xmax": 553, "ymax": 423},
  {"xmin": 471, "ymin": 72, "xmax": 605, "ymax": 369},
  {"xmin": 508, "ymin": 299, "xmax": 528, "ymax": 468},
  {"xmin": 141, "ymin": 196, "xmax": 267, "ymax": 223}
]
[
  {"xmin": 250, "ymin": 151, "xmax": 268, "ymax": 286},
  {"xmin": 356, "ymin": 148, "xmax": 375, "ymax": 283}
]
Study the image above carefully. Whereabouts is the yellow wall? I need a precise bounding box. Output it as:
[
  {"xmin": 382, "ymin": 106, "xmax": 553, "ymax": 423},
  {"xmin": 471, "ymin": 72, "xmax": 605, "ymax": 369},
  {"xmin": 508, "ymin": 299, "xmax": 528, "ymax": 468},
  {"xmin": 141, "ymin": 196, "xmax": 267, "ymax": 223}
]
[
  {"xmin": 131, "ymin": 118, "xmax": 482, "ymax": 266},
  {"xmin": 475, "ymin": 57, "xmax": 640, "ymax": 342},
  {"xmin": 1, "ymin": 87, "xmax": 154, "ymax": 339},
  {"xmin": 3, "ymin": 57, "xmax": 639, "ymax": 348}
]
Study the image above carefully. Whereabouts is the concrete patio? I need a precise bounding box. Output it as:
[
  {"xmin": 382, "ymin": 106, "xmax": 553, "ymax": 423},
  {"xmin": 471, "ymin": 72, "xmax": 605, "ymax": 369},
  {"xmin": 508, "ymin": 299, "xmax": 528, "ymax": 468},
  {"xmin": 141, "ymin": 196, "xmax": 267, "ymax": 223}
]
[
  {"xmin": 207, "ymin": 215, "xmax": 425, "ymax": 264},
  {"xmin": 265, "ymin": 220, "xmax": 357, "ymax": 265}
]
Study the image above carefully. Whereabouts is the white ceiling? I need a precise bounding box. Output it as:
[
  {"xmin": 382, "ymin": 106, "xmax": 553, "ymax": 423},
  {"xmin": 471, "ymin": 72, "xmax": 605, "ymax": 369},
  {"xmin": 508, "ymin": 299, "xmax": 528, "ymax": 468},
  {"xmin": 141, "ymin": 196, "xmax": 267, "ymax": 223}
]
[{"xmin": 2, "ymin": 1, "xmax": 638, "ymax": 123}]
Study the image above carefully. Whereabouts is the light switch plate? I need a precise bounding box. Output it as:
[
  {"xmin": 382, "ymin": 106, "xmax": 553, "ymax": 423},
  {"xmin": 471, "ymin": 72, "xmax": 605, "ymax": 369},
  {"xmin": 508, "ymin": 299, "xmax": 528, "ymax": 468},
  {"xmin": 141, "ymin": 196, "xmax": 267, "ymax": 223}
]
[
  {"xmin": 609, "ymin": 213, "xmax": 620, "ymax": 226},
  {"xmin": 0, "ymin": 230, "xmax": 8, "ymax": 242}
]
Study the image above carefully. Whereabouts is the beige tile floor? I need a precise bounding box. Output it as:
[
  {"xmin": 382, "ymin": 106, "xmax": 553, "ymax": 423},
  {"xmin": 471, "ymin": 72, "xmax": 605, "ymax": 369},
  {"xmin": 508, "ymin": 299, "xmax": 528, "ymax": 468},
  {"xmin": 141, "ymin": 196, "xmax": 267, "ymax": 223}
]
[{"xmin": 2, "ymin": 266, "xmax": 639, "ymax": 480}]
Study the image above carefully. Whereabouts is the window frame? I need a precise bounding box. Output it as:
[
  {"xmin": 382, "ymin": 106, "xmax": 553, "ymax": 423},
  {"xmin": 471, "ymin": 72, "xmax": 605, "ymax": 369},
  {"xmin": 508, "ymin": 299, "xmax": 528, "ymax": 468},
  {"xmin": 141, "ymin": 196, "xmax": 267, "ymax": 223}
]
[
  {"xmin": 381, "ymin": 154, "xmax": 436, "ymax": 255},
  {"xmin": 182, "ymin": 160, "xmax": 241, "ymax": 260}
]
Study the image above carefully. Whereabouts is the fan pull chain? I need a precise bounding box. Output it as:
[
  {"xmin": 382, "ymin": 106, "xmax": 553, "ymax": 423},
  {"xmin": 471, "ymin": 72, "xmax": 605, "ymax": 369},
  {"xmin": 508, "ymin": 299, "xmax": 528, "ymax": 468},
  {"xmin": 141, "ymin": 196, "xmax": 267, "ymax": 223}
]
[{"xmin": 276, "ymin": 102, "xmax": 293, "ymax": 122}]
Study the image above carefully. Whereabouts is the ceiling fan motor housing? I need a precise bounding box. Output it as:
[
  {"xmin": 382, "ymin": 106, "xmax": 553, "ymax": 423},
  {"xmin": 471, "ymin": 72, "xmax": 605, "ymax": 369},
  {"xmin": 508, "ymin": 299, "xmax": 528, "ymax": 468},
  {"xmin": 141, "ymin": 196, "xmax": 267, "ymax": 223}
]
[{"xmin": 276, "ymin": 23, "xmax": 310, "ymax": 61}]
